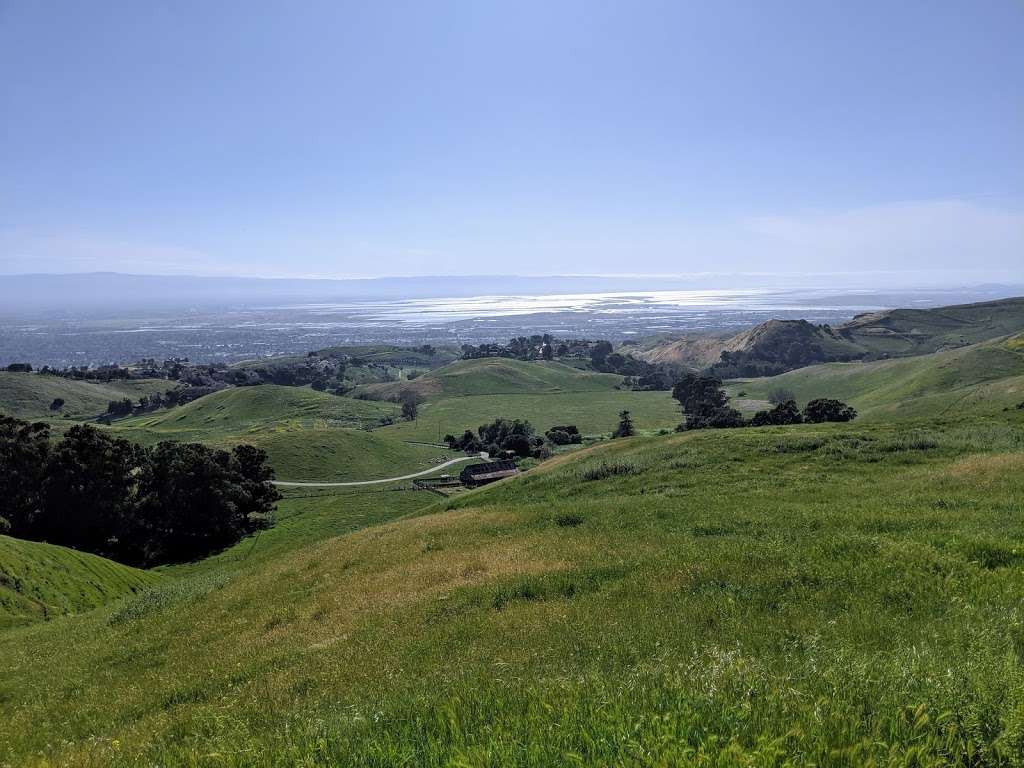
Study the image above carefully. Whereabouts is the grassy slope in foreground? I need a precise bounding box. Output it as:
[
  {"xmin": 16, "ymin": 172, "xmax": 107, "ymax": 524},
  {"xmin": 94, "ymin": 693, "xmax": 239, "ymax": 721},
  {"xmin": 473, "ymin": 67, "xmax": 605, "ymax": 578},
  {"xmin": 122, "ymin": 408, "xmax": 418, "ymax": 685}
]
[
  {"xmin": 0, "ymin": 372, "xmax": 170, "ymax": 421},
  {"xmin": 110, "ymin": 385, "xmax": 455, "ymax": 481},
  {"xmin": 0, "ymin": 535, "xmax": 160, "ymax": 629},
  {"xmin": 729, "ymin": 334, "xmax": 1024, "ymax": 419},
  {"xmin": 3, "ymin": 417, "xmax": 1024, "ymax": 764}
]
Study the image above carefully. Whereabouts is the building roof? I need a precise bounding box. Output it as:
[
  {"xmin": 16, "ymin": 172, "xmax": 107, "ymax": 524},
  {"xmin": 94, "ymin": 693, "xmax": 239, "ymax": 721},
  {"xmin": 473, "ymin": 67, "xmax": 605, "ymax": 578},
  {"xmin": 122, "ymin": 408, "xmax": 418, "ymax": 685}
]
[{"xmin": 460, "ymin": 460, "xmax": 519, "ymax": 482}]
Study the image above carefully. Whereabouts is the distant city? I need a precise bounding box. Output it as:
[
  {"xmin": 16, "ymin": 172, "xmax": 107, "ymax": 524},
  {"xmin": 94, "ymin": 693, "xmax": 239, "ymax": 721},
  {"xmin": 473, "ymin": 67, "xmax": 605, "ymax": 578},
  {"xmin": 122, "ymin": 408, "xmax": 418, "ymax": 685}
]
[{"xmin": 1, "ymin": 274, "xmax": 1020, "ymax": 367}]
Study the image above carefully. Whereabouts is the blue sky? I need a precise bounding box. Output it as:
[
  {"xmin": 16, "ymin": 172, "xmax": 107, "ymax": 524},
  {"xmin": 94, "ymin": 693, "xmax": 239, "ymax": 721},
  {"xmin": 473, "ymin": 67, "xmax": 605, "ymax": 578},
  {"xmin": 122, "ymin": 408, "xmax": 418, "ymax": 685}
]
[{"xmin": 1, "ymin": 0, "xmax": 1021, "ymax": 280}]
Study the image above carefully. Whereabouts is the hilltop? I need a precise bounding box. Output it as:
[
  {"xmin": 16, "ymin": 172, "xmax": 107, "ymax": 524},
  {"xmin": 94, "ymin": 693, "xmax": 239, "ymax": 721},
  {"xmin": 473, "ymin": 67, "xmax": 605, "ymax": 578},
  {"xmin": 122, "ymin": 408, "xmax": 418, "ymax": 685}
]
[
  {"xmin": 729, "ymin": 333, "xmax": 1024, "ymax": 421},
  {"xmin": 837, "ymin": 297, "xmax": 1024, "ymax": 354},
  {"xmin": 636, "ymin": 296, "xmax": 1024, "ymax": 376},
  {"xmin": 110, "ymin": 385, "xmax": 454, "ymax": 481},
  {"xmin": 356, "ymin": 357, "xmax": 623, "ymax": 401},
  {"xmin": 0, "ymin": 372, "xmax": 170, "ymax": 422}
]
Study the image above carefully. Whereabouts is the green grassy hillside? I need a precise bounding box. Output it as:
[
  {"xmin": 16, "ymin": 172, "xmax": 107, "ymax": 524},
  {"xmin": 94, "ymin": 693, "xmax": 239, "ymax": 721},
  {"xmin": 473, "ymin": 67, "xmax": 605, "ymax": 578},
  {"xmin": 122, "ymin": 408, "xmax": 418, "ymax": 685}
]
[
  {"xmin": 0, "ymin": 535, "xmax": 160, "ymax": 629},
  {"xmin": 117, "ymin": 384, "xmax": 396, "ymax": 436},
  {"xmin": 110, "ymin": 385, "xmax": 454, "ymax": 481},
  {"xmin": 729, "ymin": 334, "xmax": 1024, "ymax": 420},
  {"xmin": 636, "ymin": 296, "xmax": 1024, "ymax": 372},
  {"xmin": 353, "ymin": 357, "xmax": 681, "ymax": 442},
  {"xmin": 358, "ymin": 358, "xmax": 624, "ymax": 400},
  {"xmin": 0, "ymin": 372, "xmax": 170, "ymax": 421},
  {"xmin": 839, "ymin": 296, "xmax": 1024, "ymax": 356},
  {"xmin": 378, "ymin": 389, "xmax": 681, "ymax": 443},
  {"xmin": 3, "ymin": 416, "xmax": 1024, "ymax": 764}
]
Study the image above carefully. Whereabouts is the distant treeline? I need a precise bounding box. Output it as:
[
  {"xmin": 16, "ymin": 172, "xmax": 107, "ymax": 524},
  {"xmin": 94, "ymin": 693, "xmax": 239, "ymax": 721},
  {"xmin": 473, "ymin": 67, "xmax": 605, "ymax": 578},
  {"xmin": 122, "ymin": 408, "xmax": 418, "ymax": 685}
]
[
  {"xmin": 460, "ymin": 335, "xmax": 678, "ymax": 390},
  {"xmin": 0, "ymin": 416, "xmax": 279, "ymax": 567}
]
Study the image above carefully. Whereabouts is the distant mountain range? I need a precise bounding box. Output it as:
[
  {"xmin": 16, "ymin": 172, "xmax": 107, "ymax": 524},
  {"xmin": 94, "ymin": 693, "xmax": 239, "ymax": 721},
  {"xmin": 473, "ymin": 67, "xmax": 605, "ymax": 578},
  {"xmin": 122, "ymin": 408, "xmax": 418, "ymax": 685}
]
[{"xmin": 633, "ymin": 296, "xmax": 1024, "ymax": 376}]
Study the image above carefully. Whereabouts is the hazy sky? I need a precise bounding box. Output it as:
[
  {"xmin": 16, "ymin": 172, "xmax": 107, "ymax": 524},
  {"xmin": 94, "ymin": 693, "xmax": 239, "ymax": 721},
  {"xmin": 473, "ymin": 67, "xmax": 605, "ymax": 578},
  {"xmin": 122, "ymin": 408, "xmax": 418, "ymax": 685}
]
[{"xmin": 1, "ymin": 1, "xmax": 1021, "ymax": 280}]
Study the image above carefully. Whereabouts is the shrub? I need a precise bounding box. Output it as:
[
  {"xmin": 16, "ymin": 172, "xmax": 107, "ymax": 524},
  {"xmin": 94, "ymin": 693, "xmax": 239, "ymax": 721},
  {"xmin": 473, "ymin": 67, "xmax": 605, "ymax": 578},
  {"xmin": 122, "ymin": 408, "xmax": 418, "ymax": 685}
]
[
  {"xmin": 578, "ymin": 460, "xmax": 642, "ymax": 481},
  {"xmin": 545, "ymin": 425, "xmax": 582, "ymax": 445},
  {"xmin": 750, "ymin": 400, "xmax": 803, "ymax": 427},
  {"xmin": 555, "ymin": 513, "xmax": 584, "ymax": 527},
  {"xmin": 803, "ymin": 398, "xmax": 857, "ymax": 423},
  {"xmin": 612, "ymin": 410, "xmax": 635, "ymax": 438}
]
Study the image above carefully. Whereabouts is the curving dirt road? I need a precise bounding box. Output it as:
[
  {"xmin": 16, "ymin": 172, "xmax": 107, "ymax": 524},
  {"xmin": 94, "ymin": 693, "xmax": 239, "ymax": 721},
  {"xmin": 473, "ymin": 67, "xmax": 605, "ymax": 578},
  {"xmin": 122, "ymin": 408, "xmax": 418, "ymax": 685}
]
[{"xmin": 273, "ymin": 456, "xmax": 480, "ymax": 487}]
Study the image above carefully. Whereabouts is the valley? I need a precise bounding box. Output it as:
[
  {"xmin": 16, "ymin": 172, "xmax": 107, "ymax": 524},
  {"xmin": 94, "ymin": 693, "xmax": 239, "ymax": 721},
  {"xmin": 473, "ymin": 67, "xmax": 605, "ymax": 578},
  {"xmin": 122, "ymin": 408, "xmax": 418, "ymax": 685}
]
[{"xmin": 3, "ymin": 296, "xmax": 1024, "ymax": 765}]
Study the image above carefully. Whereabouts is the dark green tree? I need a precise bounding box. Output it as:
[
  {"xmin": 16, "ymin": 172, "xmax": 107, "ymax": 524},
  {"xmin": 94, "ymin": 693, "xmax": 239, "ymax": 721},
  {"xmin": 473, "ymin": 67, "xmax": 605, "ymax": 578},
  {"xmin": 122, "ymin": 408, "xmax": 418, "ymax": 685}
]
[
  {"xmin": 750, "ymin": 399, "xmax": 803, "ymax": 427},
  {"xmin": 671, "ymin": 374, "xmax": 743, "ymax": 430},
  {"xmin": 613, "ymin": 410, "xmax": 635, "ymax": 438},
  {"xmin": 400, "ymin": 391, "xmax": 421, "ymax": 420},
  {"xmin": 590, "ymin": 340, "xmax": 614, "ymax": 370},
  {"xmin": 803, "ymin": 398, "xmax": 857, "ymax": 423},
  {"xmin": 0, "ymin": 416, "xmax": 51, "ymax": 535},
  {"xmin": 40, "ymin": 425, "xmax": 143, "ymax": 559}
]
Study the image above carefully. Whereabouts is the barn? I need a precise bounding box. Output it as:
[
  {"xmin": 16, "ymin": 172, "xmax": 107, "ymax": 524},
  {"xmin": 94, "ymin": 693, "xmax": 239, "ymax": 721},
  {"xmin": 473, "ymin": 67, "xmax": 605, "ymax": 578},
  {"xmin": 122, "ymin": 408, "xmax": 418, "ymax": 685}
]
[{"xmin": 459, "ymin": 460, "xmax": 520, "ymax": 487}]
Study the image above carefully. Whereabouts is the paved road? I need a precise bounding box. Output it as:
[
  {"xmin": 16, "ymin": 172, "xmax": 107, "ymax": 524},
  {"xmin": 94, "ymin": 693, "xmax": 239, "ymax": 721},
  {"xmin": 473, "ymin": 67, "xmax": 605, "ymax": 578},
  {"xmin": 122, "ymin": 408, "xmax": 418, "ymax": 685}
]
[{"xmin": 273, "ymin": 456, "xmax": 479, "ymax": 487}]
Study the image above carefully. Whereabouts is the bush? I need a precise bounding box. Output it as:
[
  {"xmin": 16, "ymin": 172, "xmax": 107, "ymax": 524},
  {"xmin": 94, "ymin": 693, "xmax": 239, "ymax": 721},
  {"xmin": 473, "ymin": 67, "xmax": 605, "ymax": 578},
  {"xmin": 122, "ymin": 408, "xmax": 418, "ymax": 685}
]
[
  {"xmin": 803, "ymin": 398, "xmax": 857, "ymax": 423},
  {"xmin": 750, "ymin": 400, "xmax": 803, "ymax": 427},
  {"xmin": 545, "ymin": 425, "xmax": 582, "ymax": 445},
  {"xmin": 578, "ymin": 460, "xmax": 642, "ymax": 481},
  {"xmin": 612, "ymin": 410, "xmax": 635, "ymax": 438}
]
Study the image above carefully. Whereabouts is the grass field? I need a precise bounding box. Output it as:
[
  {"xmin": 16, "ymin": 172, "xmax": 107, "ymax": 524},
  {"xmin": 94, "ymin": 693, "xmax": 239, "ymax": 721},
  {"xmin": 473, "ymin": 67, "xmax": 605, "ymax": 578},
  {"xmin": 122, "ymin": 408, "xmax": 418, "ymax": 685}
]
[
  {"xmin": 105, "ymin": 385, "xmax": 459, "ymax": 481},
  {"xmin": 3, "ymin": 414, "xmax": 1024, "ymax": 764},
  {"xmin": 0, "ymin": 535, "xmax": 161, "ymax": 629},
  {"xmin": 0, "ymin": 372, "xmax": 171, "ymax": 421},
  {"xmin": 379, "ymin": 389, "xmax": 682, "ymax": 442},
  {"xmin": 728, "ymin": 334, "xmax": 1024, "ymax": 420},
  {"xmin": 357, "ymin": 358, "xmax": 624, "ymax": 400},
  {"xmin": 105, "ymin": 373, "xmax": 679, "ymax": 479},
  {"xmin": 115, "ymin": 384, "xmax": 398, "ymax": 436}
]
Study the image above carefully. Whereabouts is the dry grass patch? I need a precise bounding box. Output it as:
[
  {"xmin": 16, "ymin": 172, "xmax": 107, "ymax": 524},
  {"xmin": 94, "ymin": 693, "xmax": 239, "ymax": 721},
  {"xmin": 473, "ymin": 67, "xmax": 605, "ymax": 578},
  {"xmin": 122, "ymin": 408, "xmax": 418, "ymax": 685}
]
[{"xmin": 943, "ymin": 452, "xmax": 1024, "ymax": 483}]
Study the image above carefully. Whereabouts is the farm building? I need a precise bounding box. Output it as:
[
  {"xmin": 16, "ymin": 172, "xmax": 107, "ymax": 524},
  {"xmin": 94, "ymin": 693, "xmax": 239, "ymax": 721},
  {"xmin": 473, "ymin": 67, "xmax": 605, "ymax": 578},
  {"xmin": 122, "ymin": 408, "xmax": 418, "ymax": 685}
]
[{"xmin": 459, "ymin": 460, "xmax": 520, "ymax": 487}]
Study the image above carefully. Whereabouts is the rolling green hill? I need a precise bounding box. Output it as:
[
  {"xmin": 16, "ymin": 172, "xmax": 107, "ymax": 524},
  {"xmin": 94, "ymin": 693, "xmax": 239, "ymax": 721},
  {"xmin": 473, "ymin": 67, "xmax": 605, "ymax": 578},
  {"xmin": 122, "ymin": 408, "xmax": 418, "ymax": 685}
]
[
  {"xmin": 378, "ymin": 389, "xmax": 681, "ymax": 443},
  {"xmin": 0, "ymin": 372, "xmax": 171, "ymax": 421},
  {"xmin": 0, "ymin": 535, "xmax": 160, "ymax": 629},
  {"xmin": 838, "ymin": 296, "xmax": 1024, "ymax": 356},
  {"xmin": 2, "ymin": 416, "xmax": 1024, "ymax": 764},
  {"xmin": 116, "ymin": 384, "xmax": 396, "ymax": 435},
  {"xmin": 637, "ymin": 296, "xmax": 1024, "ymax": 373},
  {"xmin": 357, "ymin": 358, "xmax": 624, "ymax": 400},
  {"xmin": 109, "ymin": 385, "xmax": 454, "ymax": 481},
  {"xmin": 728, "ymin": 334, "xmax": 1024, "ymax": 420},
  {"xmin": 354, "ymin": 358, "xmax": 681, "ymax": 443}
]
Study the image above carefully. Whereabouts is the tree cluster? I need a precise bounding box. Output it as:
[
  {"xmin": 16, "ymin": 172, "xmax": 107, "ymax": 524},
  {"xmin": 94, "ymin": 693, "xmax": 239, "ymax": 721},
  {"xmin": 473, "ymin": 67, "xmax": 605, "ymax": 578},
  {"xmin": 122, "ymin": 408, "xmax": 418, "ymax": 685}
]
[
  {"xmin": 0, "ymin": 416, "xmax": 279, "ymax": 567},
  {"xmin": 671, "ymin": 375, "xmax": 856, "ymax": 431},
  {"xmin": 98, "ymin": 387, "xmax": 195, "ymax": 422},
  {"xmin": 460, "ymin": 334, "xmax": 557, "ymax": 361},
  {"xmin": 545, "ymin": 424, "xmax": 582, "ymax": 445},
  {"xmin": 707, "ymin": 321, "xmax": 865, "ymax": 379},
  {"xmin": 444, "ymin": 418, "xmax": 545, "ymax": 458},
  {"xmin": 671, "ymin": 374, "xmax": 745, "ymax": 429}
]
